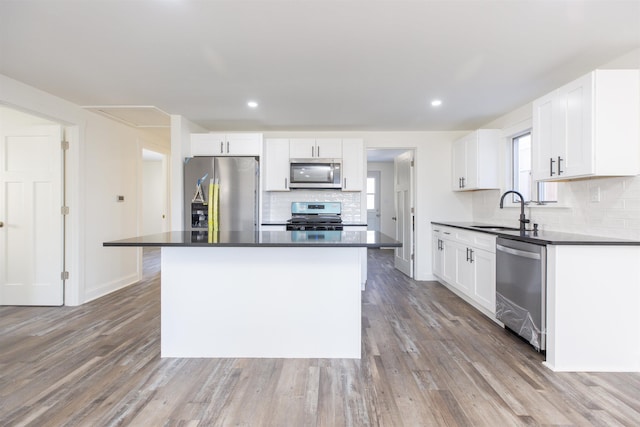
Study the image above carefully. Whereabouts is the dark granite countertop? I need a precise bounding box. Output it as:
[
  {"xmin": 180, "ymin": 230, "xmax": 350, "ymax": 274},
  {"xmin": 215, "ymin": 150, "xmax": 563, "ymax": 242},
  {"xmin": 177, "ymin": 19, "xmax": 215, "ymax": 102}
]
[
  {"xmin": 260, "ymin": 222, "xmax": 368, "ymax": 227},
  {"xmin": 432, "ymin": 221, "xmax": 640, "ymax": 246},
  {"xmin": 104, "ymin": 230, "xmax": 401, "ymax": 248}
]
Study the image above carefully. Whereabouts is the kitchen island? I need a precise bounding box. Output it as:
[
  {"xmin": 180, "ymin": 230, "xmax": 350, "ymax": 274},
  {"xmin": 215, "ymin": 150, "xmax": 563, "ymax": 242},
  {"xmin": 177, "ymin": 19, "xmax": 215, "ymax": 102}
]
[{"xmin": 104, "ymin": 230, "xmax": 401, "ymax": 359}]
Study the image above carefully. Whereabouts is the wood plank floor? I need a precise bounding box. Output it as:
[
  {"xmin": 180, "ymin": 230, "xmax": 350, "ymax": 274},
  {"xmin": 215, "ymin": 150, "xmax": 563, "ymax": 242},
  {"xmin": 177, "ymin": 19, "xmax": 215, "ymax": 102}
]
[{"xmin": 1, "ymin": 248, "xmax": 640, "ymax": 426}]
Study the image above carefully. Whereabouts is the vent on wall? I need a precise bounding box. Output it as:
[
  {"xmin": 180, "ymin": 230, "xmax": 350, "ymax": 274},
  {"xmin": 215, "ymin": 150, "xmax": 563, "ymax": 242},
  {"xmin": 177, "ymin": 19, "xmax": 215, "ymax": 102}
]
[{"xmin": 83, "ymin": 105, "xmax": 171, "ymax": 128}]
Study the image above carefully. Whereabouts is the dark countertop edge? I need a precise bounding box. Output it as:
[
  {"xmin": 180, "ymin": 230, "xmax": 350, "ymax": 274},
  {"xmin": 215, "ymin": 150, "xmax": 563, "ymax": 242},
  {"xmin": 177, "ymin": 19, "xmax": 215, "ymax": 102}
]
[
  {"xmin": 260, "ymin": 222, "xmax": 368, "ymax": 226},
  {"xmin": 104, "ymin": 242, "xmax": 396, "ymax": 248},
  {"xmin": 431, "ymin": 221, "xmax": 640, "ymax": 246},
  {"xmin": 103, "ymin": 230, "xmax": 401, "ymax": 248}
]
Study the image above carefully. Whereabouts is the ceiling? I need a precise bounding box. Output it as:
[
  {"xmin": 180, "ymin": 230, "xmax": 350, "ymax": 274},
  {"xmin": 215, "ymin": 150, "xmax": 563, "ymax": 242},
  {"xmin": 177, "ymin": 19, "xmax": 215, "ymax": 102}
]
[{"xmin": 1, "ymin": 1, "xmax": 639, "ymax": 132}]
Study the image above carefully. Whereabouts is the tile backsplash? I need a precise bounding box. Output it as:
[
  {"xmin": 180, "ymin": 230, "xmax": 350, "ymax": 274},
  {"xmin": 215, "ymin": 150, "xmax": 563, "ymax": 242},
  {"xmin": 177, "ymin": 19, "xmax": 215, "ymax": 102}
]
[
  {"xmin": 262, "ymin": 190, "xmax": 362, "ymax": 223},
  {"xmin": 472, "ymin": 175, "xmax": 640, "ymax": 240}
]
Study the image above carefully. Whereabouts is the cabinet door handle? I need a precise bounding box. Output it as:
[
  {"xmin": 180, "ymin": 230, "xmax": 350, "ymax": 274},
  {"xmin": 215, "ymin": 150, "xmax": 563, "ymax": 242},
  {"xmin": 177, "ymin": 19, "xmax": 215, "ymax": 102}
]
[
  {"xmin": 284, "ymin": 177, "xmax": 288, "ymax": 189},
  {"xmin": 317, "ymin": 146, "xmax": 320, "ymax": 157},
  {"xmin": 226, "ymin": 141, "xmax": 230, "ymax": 153},
  {"xmin": 550, "ymin": 157, "xmax": 555, "ymax": 176},
  {"xmin": 557, "ymin": 156, "xmax": 563, "ymax": 175},
  {"xmin": 220, "ymin": 141, "xmax": 224, "ymax": 154},
  {"xmin": 461, "ymin": 177, "xmax": 465, "ymax": 188},
  {"xmin": 469, "ymin": 249, "xmax": 474, "ymax": 263},
  {"xmin": 343, "ymin": 178, "xmax": 347, "ymax": 189},
  {"xmin": 312, "ymin": 146, "xmax": 315, "ymax": 157},
  {"xmin": 0, "ymin": 221, "xmax": 3, "ymax": 228},
  {"xmin": 466, "ymin": 248, "xmax": 470, "ymax": 261}
]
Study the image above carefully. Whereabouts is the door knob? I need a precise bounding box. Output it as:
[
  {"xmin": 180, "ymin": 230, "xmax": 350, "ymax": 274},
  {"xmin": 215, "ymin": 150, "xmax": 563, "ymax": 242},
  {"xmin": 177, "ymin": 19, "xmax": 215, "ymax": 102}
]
[{"xmin": 392, "ymin": 216, "xmax": 397, "ymax": 221}]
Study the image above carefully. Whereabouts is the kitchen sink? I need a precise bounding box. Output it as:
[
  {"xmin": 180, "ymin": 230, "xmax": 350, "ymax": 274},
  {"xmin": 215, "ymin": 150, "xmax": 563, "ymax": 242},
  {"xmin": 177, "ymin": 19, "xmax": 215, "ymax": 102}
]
[{"xmin": 471, "ymin": 225, "xmax": 520, "ymax": 232}]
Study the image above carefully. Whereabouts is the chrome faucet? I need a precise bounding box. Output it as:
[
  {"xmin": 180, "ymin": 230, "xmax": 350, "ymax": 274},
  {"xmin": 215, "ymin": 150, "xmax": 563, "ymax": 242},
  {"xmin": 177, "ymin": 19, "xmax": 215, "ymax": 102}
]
[{"xmin": 499, "ymin": 190, "xmax": 530, "ymax": 232}]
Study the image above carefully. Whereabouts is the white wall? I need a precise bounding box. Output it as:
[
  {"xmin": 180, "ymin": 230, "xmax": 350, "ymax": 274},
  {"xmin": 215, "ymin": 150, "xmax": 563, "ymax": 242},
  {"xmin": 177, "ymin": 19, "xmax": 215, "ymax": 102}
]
[{"xmin": 0, "ymin": 74, "xmax": 170, "ymax": 305}]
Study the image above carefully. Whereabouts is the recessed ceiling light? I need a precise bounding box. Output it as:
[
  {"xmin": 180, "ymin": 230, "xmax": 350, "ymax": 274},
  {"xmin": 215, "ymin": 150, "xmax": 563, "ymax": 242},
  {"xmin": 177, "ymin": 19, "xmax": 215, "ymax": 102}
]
[
  {"xmin": 431, "ymin": 99, "xmax": 442, "ymax": 107},
  {"xmin": 247, "ymin": 101, "xmax": 258, "ymax": 108}
]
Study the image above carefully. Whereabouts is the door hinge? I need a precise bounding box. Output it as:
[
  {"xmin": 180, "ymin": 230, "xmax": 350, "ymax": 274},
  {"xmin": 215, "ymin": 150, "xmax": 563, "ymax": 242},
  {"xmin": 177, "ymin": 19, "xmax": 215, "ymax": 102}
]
[
  {"xmin": 61, "ymin": 140, "xmax": 69, "ymax": 150},
  {"xmin": 61, "ymin": 206, "xmax": 69, "ymax": 215},
  {"xmin": 61, "ymin": 271, "xmax": 69, "ymax": 280}
]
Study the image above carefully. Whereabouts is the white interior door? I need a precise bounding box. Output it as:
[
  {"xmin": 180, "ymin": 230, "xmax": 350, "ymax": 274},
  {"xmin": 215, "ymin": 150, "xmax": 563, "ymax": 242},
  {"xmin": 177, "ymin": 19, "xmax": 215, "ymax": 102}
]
[
  {"xmin": 366, "ymin": 171, "xmax": 380, "ymax": 231},
  {"xmin": 394, "ymin": 151, "xmax": 414, "ymax": 277},
  {"xmin": 142, "ymin": 149, "xmax": 169, "ymax": 235},
  {"xmin": 0, "ymin": 125, "xmax": 64, "ymax": 305}
]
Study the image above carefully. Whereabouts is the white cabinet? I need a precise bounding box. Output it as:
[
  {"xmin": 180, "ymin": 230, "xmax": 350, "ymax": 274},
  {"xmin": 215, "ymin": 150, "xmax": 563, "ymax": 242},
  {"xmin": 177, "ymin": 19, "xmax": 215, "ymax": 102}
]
[
  {"xmin": 191, "ymin": 133, "xmax": 262, "ymax": 156},
  {"xmin": 469, "ymin": 247, "xmax": 496, "ymax": 313},
  {"xmin": 341, "ymin": 138, "xmax": 364, "ymax": 192},
  {"xmin": 533, "ymin": 69, "xmax": 640, "ymax": 181},
  {"xmin": 289, "ymin": 138, "xmax": 342, "ymax": 159},
  {"xmin": 451, "ymin": 130, "xmax": 500, "ymax": 191},
  {"xmin": 432, "ymin": 225, "xmax": 497, "ymax": 316},
  {"xmin": 264, "ymin": 139, "xmax": 290, "ymax": 191}
]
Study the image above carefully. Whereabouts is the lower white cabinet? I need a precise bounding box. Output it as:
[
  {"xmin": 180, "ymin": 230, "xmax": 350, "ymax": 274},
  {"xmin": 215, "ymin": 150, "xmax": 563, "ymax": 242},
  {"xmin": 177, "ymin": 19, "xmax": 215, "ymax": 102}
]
[{"xmin": 432, "ymin": 224, "xmax": 497, "ymax": 317}]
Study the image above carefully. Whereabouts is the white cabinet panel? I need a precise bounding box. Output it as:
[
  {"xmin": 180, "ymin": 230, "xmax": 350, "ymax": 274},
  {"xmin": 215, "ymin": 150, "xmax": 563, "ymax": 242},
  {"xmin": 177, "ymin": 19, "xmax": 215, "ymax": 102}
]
[
  {"xmin": 264, "ymin": 139, "xmax": 290, "ymax": 191},
  {"xmin": 432, "ymin": 225, "xmax": 497, "ymax": 316},
  {"xmin": 191, "ymin": 133, "xmax": 262, "ymax": 156},
  {"xmin": 341, "ymin": 138, "xmax": 364, "ymax": 191},
  {"xmin": 532, "ymin": 69, "xmax": 640, "ymax": 181},
  {"xmin": 452, "ymin": 130, "xmax": 500, "ymax": 191},
  {"xmin": 289, "ymin": 138, "xmax": 342, "ymax": 159}
]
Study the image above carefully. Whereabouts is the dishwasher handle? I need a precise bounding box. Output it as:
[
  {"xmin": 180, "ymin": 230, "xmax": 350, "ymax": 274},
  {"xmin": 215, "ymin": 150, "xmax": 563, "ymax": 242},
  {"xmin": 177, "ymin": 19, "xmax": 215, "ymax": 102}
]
[{"xmin": 496, "ymin": 243, "xmax": 541, "ymax": 260}]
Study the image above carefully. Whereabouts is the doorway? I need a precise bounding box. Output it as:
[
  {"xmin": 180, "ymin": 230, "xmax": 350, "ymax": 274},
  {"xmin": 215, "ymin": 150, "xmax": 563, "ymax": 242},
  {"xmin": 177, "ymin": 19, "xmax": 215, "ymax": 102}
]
[
  {"xmin": 0, "ymin": 106, "xmax": 66, "ymax": 305},
  {"xmin": 142, "ymin": 148, "xmax": 169, "ymax": 235},
  {"xmin": 367, "ymin": 148, "xmax": 415, "ymax": 278}
]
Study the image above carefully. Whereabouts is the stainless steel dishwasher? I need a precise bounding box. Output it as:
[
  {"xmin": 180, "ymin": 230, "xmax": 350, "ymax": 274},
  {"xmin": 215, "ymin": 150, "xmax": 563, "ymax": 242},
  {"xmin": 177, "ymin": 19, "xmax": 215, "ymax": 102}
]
[{"xmin": 496, "ymin": 237, "xmax": 546, "ymax": 351}]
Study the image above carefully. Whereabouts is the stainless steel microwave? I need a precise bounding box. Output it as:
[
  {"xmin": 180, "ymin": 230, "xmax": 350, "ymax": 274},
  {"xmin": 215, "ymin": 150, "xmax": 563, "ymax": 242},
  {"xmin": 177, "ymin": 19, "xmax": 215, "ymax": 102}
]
[{"xmin": 289, "ymin": 160, "xmax": 342, "ymax": 189}]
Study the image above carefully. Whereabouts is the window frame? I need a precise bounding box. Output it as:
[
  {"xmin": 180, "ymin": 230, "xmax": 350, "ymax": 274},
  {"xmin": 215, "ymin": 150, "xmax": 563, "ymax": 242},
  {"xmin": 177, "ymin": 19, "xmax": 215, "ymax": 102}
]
[{"xmin": 503, "ymin": 121, "xmax": 561, "ymax": 207}]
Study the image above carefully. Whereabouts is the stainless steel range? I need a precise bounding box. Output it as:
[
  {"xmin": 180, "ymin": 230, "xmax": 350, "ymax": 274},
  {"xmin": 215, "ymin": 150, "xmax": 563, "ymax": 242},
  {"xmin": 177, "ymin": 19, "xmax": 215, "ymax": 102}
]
[{"xmin": 286, "ymin": 202, "xmax": 343, "ymax": 231}]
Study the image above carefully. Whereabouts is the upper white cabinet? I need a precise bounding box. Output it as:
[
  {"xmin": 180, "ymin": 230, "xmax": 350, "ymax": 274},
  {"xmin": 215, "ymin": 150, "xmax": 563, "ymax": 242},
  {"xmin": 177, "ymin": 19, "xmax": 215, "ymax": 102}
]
[
  {"xmin": 452, "ymin": 129, "xmax": 500, "ymax": 191},
  {"xmin": 289, "ymin": 138, "xmax": 342, "ymax": 159},
  {"xmin": 532, "ymin": 69, "xmax": 640, "ymax": 181},
  {"xmin": 264, "ymin": 139, "xmax": 290, "ymax": 191},
  {"xmin": 191, "ymin": 133, "xmax": 262, "ymax": 156},
  {"xmin": 341, "ymin": 139, "xmax": 364, "ymax": 192}
]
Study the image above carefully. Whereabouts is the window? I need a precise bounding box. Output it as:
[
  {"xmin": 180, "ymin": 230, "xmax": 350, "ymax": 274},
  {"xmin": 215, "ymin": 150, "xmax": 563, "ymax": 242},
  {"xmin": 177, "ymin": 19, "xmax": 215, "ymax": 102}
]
[
  {"xmin": 512, "ymin": 131, "xmax": 557, "ymax": 204},
  {"xmin": 366, "ymin": 176, "xmax": 376, "ymax": 210}
]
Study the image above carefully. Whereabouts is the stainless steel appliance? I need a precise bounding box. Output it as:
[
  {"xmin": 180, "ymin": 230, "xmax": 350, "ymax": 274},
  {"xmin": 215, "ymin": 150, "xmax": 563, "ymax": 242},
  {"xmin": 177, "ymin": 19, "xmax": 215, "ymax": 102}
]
[
  {"xmin": 286, "ymin": 202, "xmax": 343, "ymax": 230},
  {"xmin": 289, "ymin": 160, "xmax": 342, "ymax": 189},
  {"xmin": 183, "ymin": 156, "xmax": 259, "ymax": 231},
  {"xmin": 496, "ymin": 237, "xmax": 546, "ymax": 351}
]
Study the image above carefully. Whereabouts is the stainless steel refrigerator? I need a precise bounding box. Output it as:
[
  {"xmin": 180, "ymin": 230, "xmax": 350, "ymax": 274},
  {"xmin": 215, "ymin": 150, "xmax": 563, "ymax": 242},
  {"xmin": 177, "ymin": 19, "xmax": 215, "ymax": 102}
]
[{"xmin": 183, "ymin": 156, "xmax": 259, "ymax": 231}]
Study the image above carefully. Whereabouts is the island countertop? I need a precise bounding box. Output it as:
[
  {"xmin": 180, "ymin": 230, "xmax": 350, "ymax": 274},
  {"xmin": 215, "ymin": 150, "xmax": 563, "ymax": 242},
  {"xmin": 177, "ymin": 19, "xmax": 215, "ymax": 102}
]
[{"xmin": 103, "ymin": 230, "xmax": 401, "ymax": 248}]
